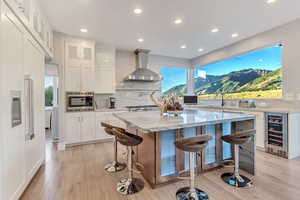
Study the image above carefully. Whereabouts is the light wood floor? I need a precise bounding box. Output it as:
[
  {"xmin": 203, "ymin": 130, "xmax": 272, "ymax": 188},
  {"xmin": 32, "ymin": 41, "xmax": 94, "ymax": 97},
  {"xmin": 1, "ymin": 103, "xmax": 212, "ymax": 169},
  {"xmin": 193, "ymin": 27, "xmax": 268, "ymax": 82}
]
[{"xmin": 21, "ymin": 140, "xmax": 300, "ymax": 200}]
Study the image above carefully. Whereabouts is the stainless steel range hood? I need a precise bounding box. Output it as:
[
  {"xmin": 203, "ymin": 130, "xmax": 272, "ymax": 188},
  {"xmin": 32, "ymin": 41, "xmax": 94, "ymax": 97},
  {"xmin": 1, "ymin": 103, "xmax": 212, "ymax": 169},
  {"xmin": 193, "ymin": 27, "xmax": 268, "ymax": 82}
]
[{"xmin": 125, "ymin": 49, "xmax": 161, "ymax": 82}]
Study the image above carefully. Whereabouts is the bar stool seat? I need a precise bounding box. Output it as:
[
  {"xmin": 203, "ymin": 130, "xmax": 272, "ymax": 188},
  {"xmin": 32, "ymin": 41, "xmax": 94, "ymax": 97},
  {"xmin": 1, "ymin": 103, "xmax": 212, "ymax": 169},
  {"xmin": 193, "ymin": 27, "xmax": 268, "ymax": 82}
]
[
  {"xmin": 112, "ymin": 128, "xmax": 144, "ymax": 195},
  {"xmin": 175, "ymin": 134, "xmax": 212, "ymax": 200},
  {"xmin": 221, "ymin": 130, "xmax": 254, "ymax": 188},
  {"xmin": 101, "ymin": 122, "xmax": 126, "ymax": 173}
]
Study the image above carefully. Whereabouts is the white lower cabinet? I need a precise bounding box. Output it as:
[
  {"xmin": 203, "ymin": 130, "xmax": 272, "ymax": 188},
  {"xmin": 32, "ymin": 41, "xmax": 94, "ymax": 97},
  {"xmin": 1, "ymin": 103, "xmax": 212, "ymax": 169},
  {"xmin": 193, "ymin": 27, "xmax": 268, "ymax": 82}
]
[
  {"xmin": 65, "ymin": 113, "xmax": 81, "ymax": 144},
  {"xmin": 65, "ymin": 112, "xmax": 96, "ymax": 144},
  {"xmin": 65, "ymin": 111, "xmax": 127, "ymax": 145},
  {"xmin": 80, "ymin": 112, "xmax": 96, "ymax": 141}
]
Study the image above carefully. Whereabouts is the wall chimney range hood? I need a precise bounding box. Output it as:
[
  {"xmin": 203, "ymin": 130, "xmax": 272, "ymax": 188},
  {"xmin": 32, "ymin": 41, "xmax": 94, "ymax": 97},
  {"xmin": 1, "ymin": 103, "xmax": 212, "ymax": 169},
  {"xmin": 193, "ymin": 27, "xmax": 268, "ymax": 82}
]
[{"xmin": 125, "ymin": 49, "xmax": 162, "ymax": 82}]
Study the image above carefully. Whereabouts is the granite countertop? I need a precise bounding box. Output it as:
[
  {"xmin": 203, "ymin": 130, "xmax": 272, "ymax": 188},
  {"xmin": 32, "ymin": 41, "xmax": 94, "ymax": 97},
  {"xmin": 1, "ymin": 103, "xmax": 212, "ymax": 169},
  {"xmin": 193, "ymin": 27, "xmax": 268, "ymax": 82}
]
[
  {"xmin": 186, "ymin": 105, "xmax": 300, "ymax": 114},
  {"xmin": 114, "ymin": 110, "xmax": 255, "ymax": 132}
]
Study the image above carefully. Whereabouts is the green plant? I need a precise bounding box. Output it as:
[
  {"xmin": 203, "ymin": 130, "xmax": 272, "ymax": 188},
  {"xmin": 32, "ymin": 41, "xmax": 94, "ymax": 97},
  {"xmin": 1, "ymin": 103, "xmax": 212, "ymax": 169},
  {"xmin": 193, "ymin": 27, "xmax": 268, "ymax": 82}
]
[{"xmin": 45, "ymin": 86, "xmax": 53, "ymax": 106}]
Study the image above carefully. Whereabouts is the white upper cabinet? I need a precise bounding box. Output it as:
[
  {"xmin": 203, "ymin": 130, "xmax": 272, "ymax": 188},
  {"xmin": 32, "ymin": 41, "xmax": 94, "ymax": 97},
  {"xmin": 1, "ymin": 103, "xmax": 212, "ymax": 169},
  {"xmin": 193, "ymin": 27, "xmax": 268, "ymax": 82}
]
[
  {"xmin": 94, "ymin": 45, "xmax": 116, "ymax": 94},
  {"xmin": 65, "ymin": 40, "xmax": 96, "ymax": 92},
  {"xmin": 6, "ymin": 0, "xmax": 54, "ymax": 57}
]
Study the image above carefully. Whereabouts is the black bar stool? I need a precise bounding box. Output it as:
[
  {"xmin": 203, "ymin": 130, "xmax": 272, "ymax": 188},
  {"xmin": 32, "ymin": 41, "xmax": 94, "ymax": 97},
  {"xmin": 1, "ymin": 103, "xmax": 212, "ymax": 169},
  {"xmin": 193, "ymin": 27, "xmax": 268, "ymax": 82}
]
[
  {"xmin": 175, "ymin": 134, "xmax": 212, "ymax": 200},
  {"xmin": 221, "ymin": 130, "xmax": 254, "ymax": 188},
  {"xmin": 101, "ymin": 122, "xmax": 126, "ymax": 173},
  {"xmin": 112, "ymin": 128, "xmax": 144, "ymax": 195}
]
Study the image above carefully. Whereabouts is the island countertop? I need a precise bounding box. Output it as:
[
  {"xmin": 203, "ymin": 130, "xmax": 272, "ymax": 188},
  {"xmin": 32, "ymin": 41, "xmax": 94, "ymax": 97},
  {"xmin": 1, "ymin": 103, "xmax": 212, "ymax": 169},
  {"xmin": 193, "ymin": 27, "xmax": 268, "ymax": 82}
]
[{"xmin": 113, "ymin": 109, "xmax": 255, "ymax": 132}]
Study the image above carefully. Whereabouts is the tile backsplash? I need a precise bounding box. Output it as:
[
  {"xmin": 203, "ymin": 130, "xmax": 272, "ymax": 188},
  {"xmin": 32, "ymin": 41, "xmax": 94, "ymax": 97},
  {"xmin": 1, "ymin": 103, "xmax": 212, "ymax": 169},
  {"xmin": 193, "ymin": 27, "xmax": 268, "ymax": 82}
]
[{"xmin": 95, "ymin": 81, "xmax": 161, "ymax": 109}]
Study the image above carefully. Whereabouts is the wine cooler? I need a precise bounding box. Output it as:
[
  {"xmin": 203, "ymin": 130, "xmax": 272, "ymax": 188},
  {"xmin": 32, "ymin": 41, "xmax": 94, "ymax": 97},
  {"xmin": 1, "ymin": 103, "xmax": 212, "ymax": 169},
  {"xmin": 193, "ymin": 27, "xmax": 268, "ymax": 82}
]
[{"xmin": 265, "ymin": 112, "xmax": 288, "ymax": 158}]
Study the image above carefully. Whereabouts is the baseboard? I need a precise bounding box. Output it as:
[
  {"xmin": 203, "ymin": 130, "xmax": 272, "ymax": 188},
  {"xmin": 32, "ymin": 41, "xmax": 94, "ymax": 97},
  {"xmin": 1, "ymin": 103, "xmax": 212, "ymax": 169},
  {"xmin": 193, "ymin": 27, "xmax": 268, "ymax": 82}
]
[
  {"xmin": 256, "ymin": 146, "xmax": 265, "ymax": 152},
  {"xmin": 65, "ymin": 138, "xmax": 113, "ymax": 148},
  {"xmin": 12, "ymin": 158, "xmax": 45, "ymax": 200}
]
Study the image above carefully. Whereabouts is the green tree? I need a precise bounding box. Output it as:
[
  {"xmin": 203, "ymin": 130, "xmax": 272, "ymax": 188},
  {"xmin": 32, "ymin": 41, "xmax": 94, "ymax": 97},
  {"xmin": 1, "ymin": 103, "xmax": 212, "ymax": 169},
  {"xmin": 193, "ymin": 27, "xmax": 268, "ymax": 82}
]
[{"xmin": 45, "ymin": 86, "xmax": 53, "ymax": 106}]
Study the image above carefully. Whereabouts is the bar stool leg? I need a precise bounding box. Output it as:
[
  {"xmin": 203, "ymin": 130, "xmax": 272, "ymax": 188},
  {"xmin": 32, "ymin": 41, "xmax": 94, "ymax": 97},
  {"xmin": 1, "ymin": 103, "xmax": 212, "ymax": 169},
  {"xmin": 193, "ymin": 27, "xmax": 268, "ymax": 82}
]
[
  {"xmin": 117, "ymin": 146, "xmax": 144, "ymax": 195},
  {"xmin": 176, "ymin": 152, "xmax": 209, "ymax": 200},
  {"xmin": 104, "ymin": 136, "xmax": 126, "ymax": 173},
  {"xmin": 221, "ymin": 144, "xmax": 253, "ymax": 188}
]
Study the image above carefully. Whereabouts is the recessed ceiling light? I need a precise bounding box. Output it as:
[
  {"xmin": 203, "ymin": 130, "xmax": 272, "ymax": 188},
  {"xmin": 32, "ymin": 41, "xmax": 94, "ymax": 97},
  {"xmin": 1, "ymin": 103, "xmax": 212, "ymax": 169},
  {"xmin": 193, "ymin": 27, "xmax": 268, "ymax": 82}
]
[
  {"xmin": 198, "ymin": 48, "xmax": 204, "ymax": 52},
  {"xmin": 231, "ymin": 33, "xmax": 239, "ymax": 38},
  {"xmin": 174, "ymin": 18, "xmax": 183, "ymax": 24},
  {"xmin": 138, "ymin": 38, "xmax": 144, "ymax": 42},
  {"xmin": 181, "ymin": 45, "xmax": 186, "ymax": 49},
  {"xmin": 267, "ymin": 0, "xmax": 276, "ymax": 4},
  {"xmin": 134, "ymin": 8, "xmax": 143, "ymax": 14},
  {"xmin": 80, "ymin": 28, "xmax": 88, "ymax": 33},
  {"xmin": 211, "ymin": 28, "xmax": 219, "ymax": 33}
]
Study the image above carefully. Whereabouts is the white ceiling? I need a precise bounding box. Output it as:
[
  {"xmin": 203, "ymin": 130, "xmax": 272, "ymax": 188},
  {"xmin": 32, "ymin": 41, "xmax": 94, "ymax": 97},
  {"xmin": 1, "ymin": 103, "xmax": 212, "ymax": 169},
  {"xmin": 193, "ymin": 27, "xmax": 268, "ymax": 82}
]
[{"xmin": 40, "ymin": 0, "xmax": 300, "ymax": 59}]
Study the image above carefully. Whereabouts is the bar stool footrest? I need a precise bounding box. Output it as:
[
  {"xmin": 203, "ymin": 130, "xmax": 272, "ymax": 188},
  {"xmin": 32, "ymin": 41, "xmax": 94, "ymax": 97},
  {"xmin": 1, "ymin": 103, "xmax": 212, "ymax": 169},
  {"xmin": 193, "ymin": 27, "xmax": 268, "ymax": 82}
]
[
  {"xmin": 176, "ymin": 187, "xmax": 209, "ymax": 200},
  {"xmin": 221, "ymin": 172, "xmax": 253, "ymax": 188},
  {"xmin": 104, "ymin": 161, "xmax": 126, "ymax": 173},
  {"xmin": 117, "ymin": 178, "xmax": 144, "ymax": 195},
  {"xmin": 221, "ymin": 160, "xmax": 234, "ymax": 168}
]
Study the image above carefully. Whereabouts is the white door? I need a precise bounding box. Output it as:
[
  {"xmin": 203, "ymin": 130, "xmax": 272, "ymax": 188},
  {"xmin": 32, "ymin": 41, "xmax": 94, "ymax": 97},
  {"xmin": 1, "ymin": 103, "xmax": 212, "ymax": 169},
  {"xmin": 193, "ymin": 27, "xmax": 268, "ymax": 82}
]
[
  {"xmin": 65, "ymin": 42, "xmax": 81, "ymax": 67},
  {"xmin": 80, "ymin": 112, "xmax": 96, "ymax": 141},
  {"xmin": 65, "ymin": 65, "xmax": 81, "ymax": 91},
  {"xmin": 81, "ymin": 43, "xmax": 95, "ymax": 66},
  {"xmin": 1, "ymin": 5, "xmax": 25, "ymax": 200},
  {"xmin": 81, "ymin": 66, "xmax": 95, "ymax": 91},
  {"xmin": 65, "ymin": 113, "xmax": 81, "ymax": 144},
  {"xmin": 23, "ymin": 37, "xmax": 45, "ymax": 180}
]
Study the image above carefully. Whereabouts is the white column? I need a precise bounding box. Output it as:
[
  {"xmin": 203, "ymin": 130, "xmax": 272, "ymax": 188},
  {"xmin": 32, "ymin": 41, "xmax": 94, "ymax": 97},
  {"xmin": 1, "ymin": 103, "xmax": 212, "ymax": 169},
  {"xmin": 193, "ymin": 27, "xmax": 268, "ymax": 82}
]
[{"xmin": 187, "ymin": 68, "xmax": 195, "ymax": 95}]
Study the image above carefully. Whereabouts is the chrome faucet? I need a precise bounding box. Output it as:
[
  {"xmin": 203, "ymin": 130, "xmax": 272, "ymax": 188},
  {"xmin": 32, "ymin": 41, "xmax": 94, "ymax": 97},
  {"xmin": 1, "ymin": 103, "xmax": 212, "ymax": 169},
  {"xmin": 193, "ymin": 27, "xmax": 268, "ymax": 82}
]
[{"xmin": 215, "ymin": 92, "xmax": 225, "ymax": 108}]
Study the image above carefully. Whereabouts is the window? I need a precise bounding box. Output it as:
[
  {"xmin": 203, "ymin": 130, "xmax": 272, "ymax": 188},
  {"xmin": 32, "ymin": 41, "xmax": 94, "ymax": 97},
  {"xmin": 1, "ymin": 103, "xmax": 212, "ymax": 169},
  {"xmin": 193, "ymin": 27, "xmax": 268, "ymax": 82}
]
[
  {"xmin": 45, "ymin": 76, "xmax": 54, "ymax": 107},
  {"xmin": 194, "ymin": 45, "xmax": 283, "ymax": 99},
  {"xmin": 161, "ymin": 67, "xmax": 187, "ymax": 96}
]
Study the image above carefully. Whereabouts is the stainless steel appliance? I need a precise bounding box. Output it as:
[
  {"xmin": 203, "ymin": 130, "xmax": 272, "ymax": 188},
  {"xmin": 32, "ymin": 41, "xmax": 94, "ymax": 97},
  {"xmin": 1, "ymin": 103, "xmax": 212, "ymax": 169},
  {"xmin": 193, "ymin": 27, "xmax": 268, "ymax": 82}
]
[
  {"xmin": 183, "ymin": 96, "xmax": 198, "ymax": 105},
  {"xmin": 66, "ymin": 92, "xmax": 95, "ymax": 112},
  {"xmin": 109, "ymin": 97, "xmax": 116, "ymax": 109},
  {"xmin": 11, "ymin": 90, "xmax": 22, "ymax": 127},
  {"xmin": 125, "ymin": 49, "xmax": 162, "ymax": 82},
  {"xmin": 24, "ymin": 75, "xmax": 35, "ymax": 140},
  {"xmin": 265, "ymin": 112, "xmax": 288, "ymax": 158}
]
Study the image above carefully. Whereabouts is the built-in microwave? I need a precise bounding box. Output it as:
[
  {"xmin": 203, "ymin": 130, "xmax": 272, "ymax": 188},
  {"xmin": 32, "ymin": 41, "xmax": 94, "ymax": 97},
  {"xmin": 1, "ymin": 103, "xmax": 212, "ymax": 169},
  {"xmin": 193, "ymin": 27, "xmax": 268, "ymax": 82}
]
[{"xmin": 66, "ymin": 92, "xmax": 95, "ymax": 112}]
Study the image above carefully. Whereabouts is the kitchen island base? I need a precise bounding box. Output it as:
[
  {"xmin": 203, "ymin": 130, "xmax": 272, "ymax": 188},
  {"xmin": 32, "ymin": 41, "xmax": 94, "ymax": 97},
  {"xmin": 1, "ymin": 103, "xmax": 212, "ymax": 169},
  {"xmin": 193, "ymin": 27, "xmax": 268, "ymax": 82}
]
[{"xmin": 135, "ymin": 120, "xmax": 255, "ymax": 188}]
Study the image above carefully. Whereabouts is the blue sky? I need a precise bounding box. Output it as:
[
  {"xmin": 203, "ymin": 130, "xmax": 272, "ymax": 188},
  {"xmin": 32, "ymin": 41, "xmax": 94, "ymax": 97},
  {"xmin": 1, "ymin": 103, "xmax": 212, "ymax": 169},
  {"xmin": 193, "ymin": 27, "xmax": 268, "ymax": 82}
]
[
  {"xmin": 161, "ymin": 67, "xmax": 187, "ymax": 92},
  {"xmin": 161, "ymin": 46, "xmax": 282, "ymax": 92}
]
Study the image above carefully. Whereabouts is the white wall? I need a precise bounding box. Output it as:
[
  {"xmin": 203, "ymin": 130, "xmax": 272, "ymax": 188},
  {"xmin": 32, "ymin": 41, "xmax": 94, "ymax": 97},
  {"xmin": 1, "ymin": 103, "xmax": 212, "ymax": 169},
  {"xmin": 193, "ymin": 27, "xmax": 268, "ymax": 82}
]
[{"xmin": 191, "ymin": 18, "xmax": 300, "ymax": 100}]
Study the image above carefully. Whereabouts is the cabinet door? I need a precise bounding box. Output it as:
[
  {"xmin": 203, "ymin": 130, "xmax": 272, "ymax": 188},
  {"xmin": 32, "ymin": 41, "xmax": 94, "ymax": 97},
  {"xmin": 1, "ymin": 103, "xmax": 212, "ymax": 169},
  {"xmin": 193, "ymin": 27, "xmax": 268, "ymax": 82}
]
[
  {"xmin": 65, "ymin": 42, "xmax": 81, "ymax": 67},
  {"xmin": 95, "ymin": 114, "xmax": 112, "ymax": 140},
  {"xmin": 1, "ymin": 6, "xmax": 26, "ymax": 200},
  {"xmin": 94, "ymin": 67, "xmax": 115, "ymax": 93},
  {"xmin": 23, "ymin": 37, "xmax": 45, "ymax": 181},
  {"xmin": 81, "ymin": 43, "xmax": 95, "ymax": 66},
  {"xmin": 65, "ymin": 66, "xmax": 81, "ymax": 91},
  {"xmin": 65, "ymin": 113, "xmax": 81, "ymax": 144},
  {"xmin": 81, "ymin": 66, "xmax": 95, "ymax": 91},
  {"xmin": 80, "ymin": 112, "xmax": 96, "ymax": 141}
]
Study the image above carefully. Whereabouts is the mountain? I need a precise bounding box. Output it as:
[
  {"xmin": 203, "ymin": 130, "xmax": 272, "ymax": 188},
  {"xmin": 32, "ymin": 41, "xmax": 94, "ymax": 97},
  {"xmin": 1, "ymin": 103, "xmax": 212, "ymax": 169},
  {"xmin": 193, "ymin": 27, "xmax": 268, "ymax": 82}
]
[
  {"xmin": 163, "ymin": 68, "xmax": 281, "ymax": 96},
  {"xmin": 238, "ymin": 68, "xmax": 282, "ymax": 91},
  {"xmin": 163, "ymin": 84, "xmax": 187, "ymax": 96}
]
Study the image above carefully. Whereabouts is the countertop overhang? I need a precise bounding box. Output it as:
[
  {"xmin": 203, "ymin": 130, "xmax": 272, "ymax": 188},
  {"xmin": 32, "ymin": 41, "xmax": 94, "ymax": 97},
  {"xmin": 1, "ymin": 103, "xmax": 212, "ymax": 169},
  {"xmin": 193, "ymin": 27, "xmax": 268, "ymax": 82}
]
[{"xmin": 113, "ymin": 109, "xmax": 255, "ymax": 132}]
